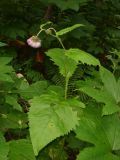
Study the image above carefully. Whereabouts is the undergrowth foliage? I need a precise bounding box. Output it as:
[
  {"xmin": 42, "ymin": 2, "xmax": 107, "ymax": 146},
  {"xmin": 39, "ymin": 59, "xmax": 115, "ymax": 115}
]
[{"xmin": 0, "ymin": 0, "xmax": 120, "ymax": 160}]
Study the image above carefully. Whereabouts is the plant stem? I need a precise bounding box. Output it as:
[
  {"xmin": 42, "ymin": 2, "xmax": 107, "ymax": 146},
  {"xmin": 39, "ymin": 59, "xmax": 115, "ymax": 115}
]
[
  {"xmin": 56, "ymin": 36, "xmax": 68, "ymax": 99},
  {"xmin": 49, "ymin": 28, "xmax": 67, "ymax": 99},
  {"xmin": 55, "ymin": 35, "xmax": 67, "ymax": 99},
  {"xmin": 56, "ymin": 36, "xmax": 65, "ymax": 49},
  {"xmin": 64, "ymin": 76, "xmax": 69, "ymax": 100},
  {"xmin": 36, "ymin": 29, "xmax": 45, "ymax": 37},
  {"xmin": 48, "ymin": 28, "xmax": 65, "ymax": 49}
]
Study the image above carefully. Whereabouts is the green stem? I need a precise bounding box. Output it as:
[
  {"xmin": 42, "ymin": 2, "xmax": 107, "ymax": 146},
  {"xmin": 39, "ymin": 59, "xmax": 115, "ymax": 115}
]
[
  {"xmin": 48, "ymin": 28, "xmax": 65, "ymax": 49},
  {"xmin": 36, "ymin": 29, "xmax": 45, "ymax": 37},
  {"xmin": 56, "ymin": 36, "xmax": 68, "ymax": 99},
  {"xmin": 55, "ymin": 35, "xmax": 67, "ymax": 99},
  {"xmin": 56, "ymin": 36, "xmax": 65, "ymax": 49},
  {"xmin": 48, "ymin": 28, "xmax": 67, "ymax": 99},
  {"xmin": 64, "ymin": 76, "xmax": 69, "ymax": 100}
]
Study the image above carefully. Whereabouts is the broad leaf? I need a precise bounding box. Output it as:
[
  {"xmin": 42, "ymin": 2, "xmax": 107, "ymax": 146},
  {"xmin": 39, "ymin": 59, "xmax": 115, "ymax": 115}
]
[
  {"xmin": 77, "ymin": 146, "xmax": 120, "ymax": 160},
  {"xmin": 75, "ymin": 107, "xmax": 120, "ymax": 160},
  {"xmin": 8, "ymin": 139, "xmax": 35, "ymax": 160},
  {"xmin": 20, "ymin": 81, "xmax": 48, "ymax": 99},
  {"xmin": 0, "ymin": 132, "xmax": 9, "ymax": 160},
  {"xmin": 66, "ymin": 98, "xmax": 86, "ymax": 109},
  {"xmin": 65, "ymin": 48, "xmax": 100, "ymax": 66},
  {"xmin": 77, "ymin": 79, "xmax": 120, "ymax": 115},
  {"xmin": 100, "ymin": 67, "xmax": 120, "ymax": 103},
  {"xmin": 46, "ymin": 48, "xmax": 99, "ymax": 80},
  {"xmin": 28, "ymin": 93, "xmax": 79, "ymax": 155},
  {"xmin": 46, "ymin": 48, "xmax": 77, "ymax": 78},
  {"xmin": 56, "ymin": 24, "xmax": 84, "ymax": 36}
]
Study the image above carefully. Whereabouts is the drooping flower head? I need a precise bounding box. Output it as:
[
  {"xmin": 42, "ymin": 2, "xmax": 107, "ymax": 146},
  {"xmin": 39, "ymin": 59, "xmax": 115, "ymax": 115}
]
[{"xmin": 27, "ymin": 36, "xmax": 41, "ymax": 48}]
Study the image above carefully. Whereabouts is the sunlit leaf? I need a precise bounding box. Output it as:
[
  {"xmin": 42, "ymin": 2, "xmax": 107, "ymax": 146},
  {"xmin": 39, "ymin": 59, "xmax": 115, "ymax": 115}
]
[
  {"xmin": 76, "ymin": 107, "xmax": 120, "ymax": 160},
  {"xmin": 66, "ymin": 48, "xmax": 100, "ymax": 66},
  {"xmin": 29, "ymin": 93, "xmax": 79, "ymax": 155}
]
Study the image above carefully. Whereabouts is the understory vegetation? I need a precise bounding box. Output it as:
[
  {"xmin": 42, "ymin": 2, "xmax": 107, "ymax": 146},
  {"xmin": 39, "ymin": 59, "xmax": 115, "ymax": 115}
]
[{"xmin": 0, "ymin": 0, "xmax": 120, "ymax": 159}]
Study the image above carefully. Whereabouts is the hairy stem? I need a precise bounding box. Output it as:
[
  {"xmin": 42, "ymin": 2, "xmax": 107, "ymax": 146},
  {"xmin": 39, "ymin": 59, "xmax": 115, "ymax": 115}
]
[
  {"xmin": 64, "ymin": 75, "xmax": 69, "ymax": 100},
  {"xmin": 56, "ymin": 36, "xmax": 65, "ymax": 49},
  {"xmin": 36, "ymin": 29, "xmax": 45, "ymax": 37}
]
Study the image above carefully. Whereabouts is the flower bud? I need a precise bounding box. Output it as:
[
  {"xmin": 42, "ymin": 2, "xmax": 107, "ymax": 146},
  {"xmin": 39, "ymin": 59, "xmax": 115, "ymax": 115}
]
[
  {"xmin": 27, "ymin": 36, "xmax": 41, "ymax": 48},
  {"xmin": 45, "ymin": 29, "xmax": 52, "ymax": 35}
]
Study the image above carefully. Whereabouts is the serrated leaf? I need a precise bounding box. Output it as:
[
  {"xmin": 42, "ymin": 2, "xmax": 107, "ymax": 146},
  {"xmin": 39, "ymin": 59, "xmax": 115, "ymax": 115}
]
[
  {"xmin": 28, "ymin": 94, "xmax": 79, "ymax": 155},
  {"xmin": 8, "ymin": 139, "xmax": 35, "ymax": 160},
  {"xmin": 65, "ymin": 48, "xmax": 100, "ymax": 66},
  {"xmin": 46, "ymin": 48, "xmax": 78, "ymax": 78},
  {"xmin": 0, "ymin": 132, "xmax": 9, "ymax": 160},
  {"xmin": 20, "ymin": 81, "xmax": 48, "ymax": 99},
  {"xmin": 77, "ymin": 80, "xmax": 120, "ymax": 115},
  {"xmin": 100, "ymin": 67, "xmax": 120, "ymax": 103},
  {"xmin": 67, "ymin": 98, "xmax": 86, "ymax": 108},
  {"xmin": 77, "ymin": 146, "xmax": 120, "ymax": 160},
  {"xmin": 56, "ymin": 24, "xmax": 84, "ymax": 36},
  {"xmin": 75, "ymin": 107, "xmax": 120, "ymax": 160}
]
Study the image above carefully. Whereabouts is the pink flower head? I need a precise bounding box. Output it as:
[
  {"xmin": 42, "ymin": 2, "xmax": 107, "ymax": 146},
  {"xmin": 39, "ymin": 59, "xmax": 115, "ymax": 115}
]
[{"xmin": 27, "ymin": 36, "xmax": 41, "ymax": 48}]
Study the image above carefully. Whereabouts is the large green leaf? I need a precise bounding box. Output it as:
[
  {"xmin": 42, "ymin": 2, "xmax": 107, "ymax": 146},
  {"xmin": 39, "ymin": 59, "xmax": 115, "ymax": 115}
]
[
  {"xmin": 75, "ymin": 107, "xmax": 120, "ymax": 160},
  {"xmin": 65, "ymin": 48, "xmax": 100, "ymax": 66},
  {"xmin": 28, "ymin": 93, "xmax": 79, "ymax": 155},
  {"xmin": 77, "ymin": 78, "xmax": 120, "ymax": 115},
  {"xmin": 46, "ymin": 48, "xmax": 77, "ymax": 78},
  {"xmin": 77, "ymin": 67, "xmax": 120, "ymax": 115},
  {"xmin": 46, "ymin": 48, "xmax": 100, "ymax": 80},
  {"xmin": 100, "ymin": 67, "xmax": 120, "ymax": 103},
  {"xmin": 77, "ymin": 146, "xmax": 120, "ymax": 160},
  {"xmin": 8, "ymin": 139, "xmax": 35, "ymax": 160},
  {"xmin": 0, "ymin": 132, "xmax": 9, "ymax": 160},
  {"xmin": 20, "ymin": 81, "xmax": 48, "ymax": 99},
  {"xmin": 79, "ymin": 85, "xmax": 119, "ymax": 115}
]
